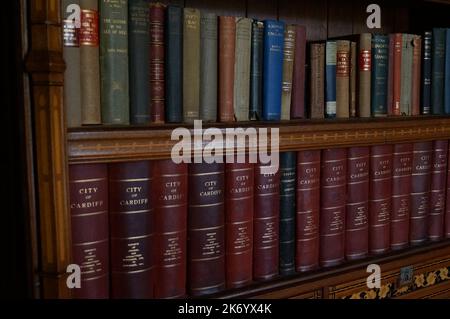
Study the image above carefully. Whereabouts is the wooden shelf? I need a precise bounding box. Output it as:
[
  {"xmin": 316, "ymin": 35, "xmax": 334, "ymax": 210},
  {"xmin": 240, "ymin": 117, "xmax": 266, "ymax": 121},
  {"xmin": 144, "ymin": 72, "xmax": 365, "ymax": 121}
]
[{"xmin": 68, "ymin": 116, "xmax": 450, "ymax": 164}]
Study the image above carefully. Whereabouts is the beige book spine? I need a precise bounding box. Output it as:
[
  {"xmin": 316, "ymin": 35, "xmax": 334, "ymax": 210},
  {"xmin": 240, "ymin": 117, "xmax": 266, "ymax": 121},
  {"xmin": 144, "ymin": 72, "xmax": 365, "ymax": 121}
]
[
  {"xmin": 336, "ymin": 40, "xmax": 350, "ymax": 118},
  {"xmin": 358, "ymin": 33, "xmax": 372, "ymax": 117},
  {"xmin": 280, "ymin": 25, "xmax": 296, "ymax": 120}
]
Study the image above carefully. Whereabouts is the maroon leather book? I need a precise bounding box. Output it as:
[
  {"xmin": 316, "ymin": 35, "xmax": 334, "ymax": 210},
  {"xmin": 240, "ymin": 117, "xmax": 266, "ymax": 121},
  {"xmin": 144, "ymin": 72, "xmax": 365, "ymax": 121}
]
[
  {"xmin": 369, "ymin": 145, "xmax": 393, "ymax": 255},
  {"xmin": 296, "ymin": 150, "xmax": 320, "ymax": 272},
  {"xmin": 410, "ymin": 141, "xmax": 432, "ymax": 245},
  {"xmin": 254, "ymin": 162, "xmax": 280, "ymax": 280},
  {"xmin": 188, "ymin": 162, "xmax": 225, "ymax": 296},
  {"xmin": 446, "ymin": 143, "xmax": 450, "ymax": 239},
  {"xmin": 291, "ymin": 25, "xmax": 306, "ymax": 119},
  {"xmin": 320, "ymin": 148, "xmax": 346, "ymax": 267},
  {"xmin": 391, "ymin": 143, "xmax": 413, "ymax": 250},
  {"xmin": 69, "ymin": 164, "xmax": 109, "ymax": 299},
  {"xmin": 429, "ymin": 140, "xmax": 448, "ymax": 241},
  {"xmin": 346, "ymin": 147, "xmax": 369, "ymax": 260},
  {"xmin": 154, "ymin": 160, "xmax": 188, "ymax": 298},
  {"xmin": 225, "ymin": 162, "xmax": 254, "ymax": 289},
  {"xmin": 109, "ymin": 161, "xmax": 155, "ymax": 299}
]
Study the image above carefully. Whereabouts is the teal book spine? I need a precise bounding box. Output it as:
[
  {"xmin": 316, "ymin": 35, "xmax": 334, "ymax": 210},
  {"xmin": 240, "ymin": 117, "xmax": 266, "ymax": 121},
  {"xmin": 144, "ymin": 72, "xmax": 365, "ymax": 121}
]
[
  {"xmin": 431, "ymin": 28, "xmax": 446, "ymax": 115},
  {"xmin": 371, "ymin": 34, "xmax": 389, "ymax": 116}
]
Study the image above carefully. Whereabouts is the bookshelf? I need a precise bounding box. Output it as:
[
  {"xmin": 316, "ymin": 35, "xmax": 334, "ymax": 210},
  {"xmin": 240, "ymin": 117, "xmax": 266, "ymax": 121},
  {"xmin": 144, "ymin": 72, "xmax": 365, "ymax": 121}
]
[{"xmin": 23, "ymin": 0, "xmax": 450, "ymax": 298}]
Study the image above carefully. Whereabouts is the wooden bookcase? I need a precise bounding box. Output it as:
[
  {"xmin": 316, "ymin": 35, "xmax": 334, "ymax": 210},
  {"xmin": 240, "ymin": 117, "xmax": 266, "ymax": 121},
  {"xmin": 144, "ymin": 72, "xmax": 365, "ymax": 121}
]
[{"xmin": 23, "ymin": 0, "xmax": 450, "ymax": 298}]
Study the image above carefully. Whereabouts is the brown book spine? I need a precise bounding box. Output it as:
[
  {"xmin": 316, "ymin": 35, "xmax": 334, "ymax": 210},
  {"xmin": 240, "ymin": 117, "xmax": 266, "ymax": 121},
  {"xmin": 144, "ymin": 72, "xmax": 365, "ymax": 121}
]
[
  {"xmin": 369, "ymin": 145, "xmax": 393, "ymax": 254},
  {"xmin": 429, "ymin": 140, "xmax": 448, "ymax": 241},
  {"xmin": 387, "ymin": 34, "xmax": 394, "ymax": 116},
  {"xmin": 320, "ymin": 148, "xmax": 346, "ymax": 267},
  {"xmin": 109, "ymin": 161, "xmax": 155, "ymax": 299},
  {"xmin": 336, "ymin": 40, "xmax": 350, "ymax": 118},
  {"xmin": 310, "ymin": 43, "xmax": 325, "ymax": 119},
  {"xmin": 149, "ymin": 4, "xmax": 165, "ymax": 123},
  {"xmin": 291, "ymin": 26, "xmax": 306, "ymax": 119},
  {"xmin": 219, "ymin": 16, "xmax": 236, "ymax": 122},
  {"xmin": 446, "ymin": 143, "xmax": 450, "ymax": 238},
  {"xmin": 350, "ymin": 42, "xmax": 357, "ymax": 118},
  {"xmin": 225, "ymin": 163, "xmax": 254, "ymax": 289},
  {"xmin": 296, "ymin": 150, "xmax": 320, "ymax": 271},
  {"xmin": 392, "ymin": 33, "xmax": 402, "ymax": 116},
  {"xmin": 69, "ymin": 164, "xmax": 109, "ymax": 299},
  {"xmin": 411, "ymin": 35, "xmax": 422, "ymax": 116},
  {"xmin": 359, "ymin": 33, "xmax": 372, "ymax": 117},
  {"xmin": 391, "ymin": 143, "xmax": 413, "ymax": 250},
  {"xmin": 410, "ymin": 141, "xmax": 433, "ymax": 245},
  {"xmin": 346, "ymin": 147, "xmax": 369, "ymax": 260},
  {"xmin": 154, "ymin": 160, "xmax": 188, "ymax": 298},
  {"xmin": 281, "ymin": 25, "xmax": 296, "ymax": 120}
]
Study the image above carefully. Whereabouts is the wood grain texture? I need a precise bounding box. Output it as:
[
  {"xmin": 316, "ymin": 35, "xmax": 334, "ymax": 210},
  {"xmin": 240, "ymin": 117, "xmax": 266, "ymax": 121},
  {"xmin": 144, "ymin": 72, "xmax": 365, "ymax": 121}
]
[
  {"xmin": 247, "ymin": 0, "xmax": 277, "ymax": 20},
  {"xmin": 327, "ymin": 0, "xmax": 352, "ymax": 38},
  {"xmin": 185, "ymin": 0, "xmax": 245, "ymax": 16}
]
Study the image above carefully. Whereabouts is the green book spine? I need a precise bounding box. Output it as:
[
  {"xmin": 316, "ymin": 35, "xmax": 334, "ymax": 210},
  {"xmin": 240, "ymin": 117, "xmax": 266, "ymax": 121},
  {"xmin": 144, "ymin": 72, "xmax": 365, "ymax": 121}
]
[{"xmin": 431, "ymin": 28, "xmax": 446, "ymax": 115}]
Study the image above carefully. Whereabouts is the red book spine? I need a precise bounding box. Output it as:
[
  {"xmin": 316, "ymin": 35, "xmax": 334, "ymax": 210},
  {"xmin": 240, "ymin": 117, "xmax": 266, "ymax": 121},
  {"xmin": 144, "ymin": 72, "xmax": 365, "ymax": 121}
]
[
  {"xmin": 391, "ymin": 143, "xmax": 413, "ymax": 250},
  {"xmin": 219, "ymin": 16, "xmax": 236, "ymax": 122},
  {"xmin": 410, "ymin": 141, "xmax": 432, "ymax": 245},
  {"xmin": 154, "ymin": 160, "xmax": 188, "ymax": 298},
  {"xmin": 446, "ymin": 142, "xmax": 450, "ymax": 238},
  {"xmin": 346, "ymin": 147, "xmax": 369, "ymax": 260},
  {"xmin": 296, "ymin": 150, "xmax": 320, "ymax": 271},
  {"xmin": 188, "ymin": 163, "xmax": 225, "ymax": 296},
  {"xmin": 392, "ymin": 33, "xmax": 402, "ymax": 116},
  {"xmin": 291, "ymin": 25, "xmax": 306, "ymax": 119},
  {"xmin": 429, "ymin": 140, "xmax": 448, "ymax": 241},
  {"xmin": 69, "ymin": 164, "xmax": 109, "ymax": 299},
  {"xmin": 320, "ymin": 148, "xmax": 346, "ymax": 267},
  {"xmin": 254, "ymin": 162, "xmax": 280, "ymax": 280},
  {"xmin": 387, "ymin": 34, "xmax": 394, "ymax": 115},
  {"xmin": 109, "ymin": 161, "xmax": 155, "ymax": 299},
  {"xmin": 225, "ymin": 163, "xmax": 254, "ymax": 289},
  {"xmin": 369, "ymin": 145, "xmax": 393, "ymax": 255}
]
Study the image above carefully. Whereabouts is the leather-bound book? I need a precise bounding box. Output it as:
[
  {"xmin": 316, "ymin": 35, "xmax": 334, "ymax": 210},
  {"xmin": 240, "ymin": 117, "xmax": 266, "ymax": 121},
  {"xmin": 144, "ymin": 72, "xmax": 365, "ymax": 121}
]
[
  {"xmin": 358, "ymin": 33, "xmax": 372, "ymax": 118},
  {"xmin": 129, "ymin": 0, "xmax": 150, "ymax": 125},
  {"xmin": 410, "ymin": 141, "xmax": 432, "ymax": 245},
  {"xmin": 445, "ymin": 29, "xmax": 450, "ymax": 114},
  {"xmin": 188, "ymin": 162, "xmax": 225, "ymax": 296},
  {"xmin": 280, "ymin": 25, "xmax": 296, "ymax": 120},
  {"xmin": 320, "ymin": 148, "xmax": 346, "ymax": 267},
  {"xmin": 411, "ymin": 35, "xmax": 422, "ymax": 116},
  {"xmin": 200, "ymin": 13, "xmax": 218, "ymax": 122},
  {"xmin": 336, "ymin": 40, "xmax": 350, "ymax": 118},
  {"xmin": 109, "ymin": 161, "xmax": 155, "ymax": 298},
  {"xmin": 291, "ymin": 26, "xmax": 306, "ymax": 119},
  {"xmin": 431, "ymin": 28, "xmax": 446, "ymax": 115},
  {"xmin": 154, "ymin": 160, "xmax": 188, "ymax": 298},
  {"xmin": 429, "ymin": 140, "xmax": 448, "ymax": 241},
  {"xmin": 400, "ymin": 34, "xmax": 413, "ymax": 116},
  {"xmin": 350, "ymin": 42, "xmax": 357, "ymax": 118},
  {"xmin": 391, "ymin": 143, "xmax": 413, "ymax": 250},
  {"xmin": 225, "ymin": 162, "xmax": 254, "ymax": 289},
  {"xmin": 387, "ymin": 34, "xmax": 394, "ymax": 115},
  {"xmin": 183, "ymin": 8, "xmax": 201, "ymax": 123},
  {"xmin": 325, "ymin": 41, "xmax": 337, "ymax": 118},
  {"xmin": 219, "ymin": 16, "xmax": 236, "ymax": 123},
  {"xmin": 249, "ymin": 21, "xmax": 264, "ymax": 120},
  {"xmin": 254, "ymin": 162, "xmax": 280, "ymax": 280},
  {"xmin": 310, "ymin": 43, "xmax": 325, "ymax": 119},
  {"xmin": 100, "ymin": 0, "xmax": 129, "ymax": 124},
  {"xmin": 371, "ymin": 34, "xmax": 389, "ymax": 117},
  {"xmin": 369, "ymin": 145, "xmax": 393, "ymax": 255},
  {"xmin": 296, "ymin": 150, "xmax": 320, "ymax": 272},
  {"xmin": 421, "ymin": 31, "xmax": 432, "ymax": 115},
  {"xmin": 165, "ymin": 5, "xmax": 183, "ymax": 123},
  {"xmin": 69, "ymin": 164, "xmax": 109, "ymax": 298},
  {"xmin": 346, "ymin": 147, "xmax": 369, "ymax": 260},
  {"xmin": 234, "ymin": 18, "xmax": 252, "ymax": 121},
  {"xmin": 392, "ymin": 33, "xmax": 402, "ymax": 116}
]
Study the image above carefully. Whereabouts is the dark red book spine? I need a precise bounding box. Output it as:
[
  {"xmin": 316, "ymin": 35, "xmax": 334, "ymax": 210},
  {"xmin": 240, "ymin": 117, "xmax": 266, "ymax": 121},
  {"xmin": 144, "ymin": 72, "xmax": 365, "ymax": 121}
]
[
  {"xmin": 392, "ymin": 33, "xmax": 402, "ymax": 116},
  {"xmin": 188, "ymin": 163, "xmax": 225, "ymax": 296},
  {"xmin": 369, "ymin": 145, "xmax": 393, "ymax": 255},
  {"xmin": 69, "ymin": 164, "xmax": 109, "ymax": 299},
  {"xmin": 346, "ymin": 147, "xmax": 369, "ymax": 260},
  {"xmin": 291, "ymin": 25, "xmax": 306, "ymax": 118},
  {"xmin": 410, "ymin": 141, "xmax": 432, "ymax": 245},
  {"xmin": 225, "ymin": 163, "xmax": 254, "ymax": 289},
  {"xmin": 109, "ymin": 161, "xmax": 155, "ymax": 299},
  {"xmin": 391, "ymin": 143, "xmax": 413, "ymax": 250},
  {"xmin": 154, "ymin": 160, "xmax": 188, "ymax": 298},
  {"xmin": 254, "ymin": 162, "xmax": 280, "ymax": 280},
  {"xmin": 320, "ymin": 148, "xmax": 346, "ymax": 267},
  {"xmin": 296, "ymin": 150, "xmax": 320, "ymax": 271},
  {"xmin": 446, "ymin": 142, "xmax": 450, "ymax": 238},
  {"xmin": 429, "ymin": 140, "xmax": 448, "ymax": 241}
]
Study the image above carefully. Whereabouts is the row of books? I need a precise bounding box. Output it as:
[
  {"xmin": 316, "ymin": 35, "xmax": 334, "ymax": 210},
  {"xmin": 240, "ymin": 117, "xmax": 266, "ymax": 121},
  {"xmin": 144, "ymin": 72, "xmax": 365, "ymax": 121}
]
[{"xmin": 69, "ymin": 140, "xmax": 450, "ymax": 299}]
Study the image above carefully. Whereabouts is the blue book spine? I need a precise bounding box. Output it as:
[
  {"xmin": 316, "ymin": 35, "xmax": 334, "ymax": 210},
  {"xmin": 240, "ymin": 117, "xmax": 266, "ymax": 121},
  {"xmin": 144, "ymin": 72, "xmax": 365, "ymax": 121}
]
[
  {"xmin": 370, "ymin": 34, "xmax": 389, "ymax": 116},
  {"xmin": 325, "ymin": 41, "xmax": 336, "ymax": 118},
  {"xmin": 262, "ymin": 20, "xmax": 284, "ymax": 121},
  {"xmin": 444, "ymin": 29, "xmax": 450, "ymax": 114}
]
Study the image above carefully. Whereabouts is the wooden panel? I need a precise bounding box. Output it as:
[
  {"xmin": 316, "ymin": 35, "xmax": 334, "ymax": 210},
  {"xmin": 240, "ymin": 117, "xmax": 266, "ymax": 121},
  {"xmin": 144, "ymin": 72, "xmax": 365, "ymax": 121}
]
[
  {"xmin": 247, "ymin": 0, "xmax": 278, "ymax": 20},
  {"xmin": 352, "ymin": 0, "xmax": 395, "ymax": 34},
  {"xmin": 185, "ymin": 0, "xmax": 245, "ymax": 16},
  {"xmin": 327, "ymin": 0, "xmax": 353, "ymax": 38}
]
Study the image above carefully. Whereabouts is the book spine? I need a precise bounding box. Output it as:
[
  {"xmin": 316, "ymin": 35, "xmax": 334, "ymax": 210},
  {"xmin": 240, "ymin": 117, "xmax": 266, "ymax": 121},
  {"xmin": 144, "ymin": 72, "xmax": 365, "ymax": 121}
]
[
  {"xmin": 310, "ymin": 43, "xmax": 325, "ymax": 119},
  {"xmin": 200, "ymin": 13, "xmax": 218, "ymax": 122},
  {"xmin": 262, "ymin": 20, "xmax": 284, "ymax": 121},
  {"xmin": 359, "ymin": 33, "xmax": 372, "ymax": 117},
  {"xmin": 69, "ymin": 164, "xmax": 109, "ymax": 298},
  {"xmin": 154, "ymin": 160, "xmax": 188, "ymax": 298},
  {"xmin": 429, "ymin": 140, "xmax": 448, "ymax": 241},
  {"xmin": 279, "ymin": 152, "xmax": 296, "ymax": 275},
  {"xmin": 165, "ymin": 5, "xmax": 183, "ymax": 123},
  {"xmin": 336, "ymin": 40, "xmax": 350, "ymax": 118},
  {"xmin": 100, "ymin": 0, "xmax": 129, "ymax": 124},
  {"xmin": 109, "ymin": 161, "xmax": 155, "ymax": 299},
  {"xmin": 291, "ymin": 26, "xmax": 306, "ymax": 119},
  {"xmin": 431, "ymin": 28, "xmax": 446, "ymax": 115},
  {"xmin": 387, "ymin": 34, "xmax": 394, "ymax": 116},
  {"xmin": 233, "ymin": 17, "xmax": 252, "ymax": 122},
  {"xmin": 296, "ymin": 150, "xmax": 320, "ymax": 272},
  {"xmin": 325, "ymin": 41, "xmax": 337, "ymax": 118},
  {"xmin": 371, "ymin": 34, "xmax": 389, "ymax": 117},
  {"xmin": 391, "ymin": 143, "xmax": 413, "ymax": 250},
  {"xmin": 346, "ymin": 147, "xmax": 369, "ymax": 260},
  {"xmin": 350, "ymin": 42, "xmax": 357, "ymax": 118},
  {"xmin": 411, "ymin": 35, "xmax": 422, "ymax": 116},
  {"xmin": 369, "ymin": 145, "xmax": 393, "ymax": 254},
  {"xmin": 280, "ymin": 25, "xmax": 296, "ymax": 120},
  {"xmin": 446, "ymin": 143, "xmax": 450, "ymax": 238},
  {"xmin": 128, "ymin": 0, "xmax": 150, "ymax": 125},
  {"xmin": 188, "ymin": 163, "xmax": 225, "ymax": 296},
  {"xmin": 225, "ymin": 163, "xmax": 254, "ymax": 289},
  {"xmin": 400, "ymin": 34, "xmax": 413, "ymax": 116},
  {"xmin": 422, "ymin": 31, "xmax": 432, "ymax": 115},
  {"xmin": 410, "ymin": 141, "xmax": 433, "ymax": 245},
  {"xmin": 445, "ymin": 29, "xmax": 450, "ymax": 114},
  {"xmin": 249, "ymin": 21, "xmax": 264, "ymax": 120},
  {"xmin": 392, "ymin": 33, "xmax": 402, "ymax": 116},
  {"xmin": 320, "ymin": 148, "xmax": 346, "ymax": 267},
  {"xmin": 219, "ymin": 16, "xmax": 236, "ymax": 122}
]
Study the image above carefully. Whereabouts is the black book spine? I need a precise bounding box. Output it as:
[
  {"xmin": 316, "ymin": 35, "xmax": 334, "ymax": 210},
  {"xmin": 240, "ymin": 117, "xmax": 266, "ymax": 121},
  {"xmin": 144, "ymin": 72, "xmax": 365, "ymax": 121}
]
[
  {"xmin": 249, "ymin": 21, "xmax": 264, "ymax": 120},
  {"xmin": 422, "ymin": 31, "xmax": 432, "ymax": 115},
  {"xmin": 431, "ymin": 28, "xmax": 446, "ymax": 115}
]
